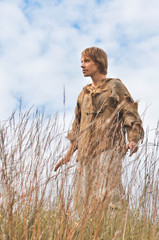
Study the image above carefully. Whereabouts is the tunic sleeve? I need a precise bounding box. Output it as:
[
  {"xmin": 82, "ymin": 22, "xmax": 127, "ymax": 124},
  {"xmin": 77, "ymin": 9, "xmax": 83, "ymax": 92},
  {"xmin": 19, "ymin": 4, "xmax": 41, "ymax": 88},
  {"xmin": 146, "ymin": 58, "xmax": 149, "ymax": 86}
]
[
  {"xmin": 111, "ymin": 79, "xmax": 144, "ymax": 143},
  {"xmin": 66, "ymin": 91, "xmax": 83, "ymax": 149}
]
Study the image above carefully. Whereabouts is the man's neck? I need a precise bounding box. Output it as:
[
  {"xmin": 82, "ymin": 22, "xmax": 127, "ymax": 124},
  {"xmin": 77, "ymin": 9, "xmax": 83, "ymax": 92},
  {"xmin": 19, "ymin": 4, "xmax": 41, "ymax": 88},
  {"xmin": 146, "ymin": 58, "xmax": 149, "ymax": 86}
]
[{"xmin": 91, "ymin": 73, "xmax": 106, "ymax": 88}]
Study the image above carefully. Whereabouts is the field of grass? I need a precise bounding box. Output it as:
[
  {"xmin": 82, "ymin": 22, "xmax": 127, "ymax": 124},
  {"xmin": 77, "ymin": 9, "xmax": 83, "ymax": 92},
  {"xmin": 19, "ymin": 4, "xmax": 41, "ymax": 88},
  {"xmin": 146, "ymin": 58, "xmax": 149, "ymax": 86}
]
[{"xmin": 0, "ymin": 108, "xmax": 158, "ymax": 239}]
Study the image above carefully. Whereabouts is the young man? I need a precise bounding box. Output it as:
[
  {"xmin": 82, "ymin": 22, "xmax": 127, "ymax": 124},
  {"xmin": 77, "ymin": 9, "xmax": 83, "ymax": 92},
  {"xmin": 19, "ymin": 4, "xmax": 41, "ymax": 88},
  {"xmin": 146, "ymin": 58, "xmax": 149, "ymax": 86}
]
[{"xmin": 55, "ymin": 47, "xmax": 144, "ymax": 204}]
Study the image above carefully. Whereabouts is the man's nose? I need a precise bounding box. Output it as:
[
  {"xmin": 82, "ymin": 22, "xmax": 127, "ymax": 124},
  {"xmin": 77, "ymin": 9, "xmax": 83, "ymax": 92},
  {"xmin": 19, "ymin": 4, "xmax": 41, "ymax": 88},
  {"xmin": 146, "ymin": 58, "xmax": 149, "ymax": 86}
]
[{"xmin": 81, "ymin": 62, "xmax": 85, "ymax": 68}]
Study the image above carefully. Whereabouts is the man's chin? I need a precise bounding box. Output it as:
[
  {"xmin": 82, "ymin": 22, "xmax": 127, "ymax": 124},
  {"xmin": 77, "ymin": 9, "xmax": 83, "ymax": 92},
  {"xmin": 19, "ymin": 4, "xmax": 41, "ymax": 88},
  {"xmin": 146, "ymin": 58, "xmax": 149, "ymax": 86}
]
[{"xmin": 83, "ymin": 74, "xmax": 89, "ymax": 77}]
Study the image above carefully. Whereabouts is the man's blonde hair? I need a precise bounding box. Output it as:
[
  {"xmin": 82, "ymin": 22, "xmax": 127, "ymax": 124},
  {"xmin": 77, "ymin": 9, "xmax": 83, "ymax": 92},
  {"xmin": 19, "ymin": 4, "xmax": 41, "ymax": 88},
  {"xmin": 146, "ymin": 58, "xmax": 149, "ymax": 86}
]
[{"xmin": 81, "ymin": 47, "xmax": 108, "ymax": 75}]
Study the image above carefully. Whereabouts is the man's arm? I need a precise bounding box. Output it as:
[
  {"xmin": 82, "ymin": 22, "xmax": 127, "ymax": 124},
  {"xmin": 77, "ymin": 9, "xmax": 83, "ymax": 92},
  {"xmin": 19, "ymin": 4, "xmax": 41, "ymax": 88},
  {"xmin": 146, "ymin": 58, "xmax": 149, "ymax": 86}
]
[
  {"xmin": 54, "ymin": 92, "xmax": 83, "ymax": 171},
  {"xmin": 110, "ymin": 79, "xmax": 144, "ymax": 155}
]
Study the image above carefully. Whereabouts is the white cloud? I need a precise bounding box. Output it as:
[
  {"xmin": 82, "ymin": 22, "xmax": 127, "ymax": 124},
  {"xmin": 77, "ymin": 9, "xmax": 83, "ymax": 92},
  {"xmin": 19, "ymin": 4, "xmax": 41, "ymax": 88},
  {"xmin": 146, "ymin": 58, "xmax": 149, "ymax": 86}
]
[{"xmin": 0, "ymin": 0, "xmax": 159, "ymax": 142}]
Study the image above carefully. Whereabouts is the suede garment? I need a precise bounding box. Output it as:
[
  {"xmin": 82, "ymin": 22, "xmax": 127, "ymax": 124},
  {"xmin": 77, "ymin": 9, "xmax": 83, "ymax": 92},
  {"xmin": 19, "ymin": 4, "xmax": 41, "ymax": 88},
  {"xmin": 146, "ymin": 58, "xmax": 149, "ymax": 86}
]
[{"xmin": 67, "ymin": 78, "xmax": 144, "ymax": 161}]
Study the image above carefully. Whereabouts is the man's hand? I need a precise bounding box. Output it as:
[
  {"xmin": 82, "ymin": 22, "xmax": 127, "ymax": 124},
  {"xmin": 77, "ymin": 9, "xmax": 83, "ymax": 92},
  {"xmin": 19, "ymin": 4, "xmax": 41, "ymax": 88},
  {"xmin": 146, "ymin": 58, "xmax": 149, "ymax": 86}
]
[
  {"xmin": 126, "ymin": 141, "xmax": 138, "ymax": 156},
  {"xmin": 54, "ymin": 143, "xmax": 75, "ymax": 171},
  {"xmin": 54, "ymin": 158, "xmax": 66, "ymax": 172}
]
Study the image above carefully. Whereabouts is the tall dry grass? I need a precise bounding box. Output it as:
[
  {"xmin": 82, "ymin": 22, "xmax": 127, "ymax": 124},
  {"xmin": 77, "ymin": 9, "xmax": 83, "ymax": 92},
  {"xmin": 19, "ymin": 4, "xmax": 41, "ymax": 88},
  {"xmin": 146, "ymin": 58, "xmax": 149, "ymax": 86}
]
[{"xmin": 0, "ymin": 108, "xmax": 158, "ymax": 239}]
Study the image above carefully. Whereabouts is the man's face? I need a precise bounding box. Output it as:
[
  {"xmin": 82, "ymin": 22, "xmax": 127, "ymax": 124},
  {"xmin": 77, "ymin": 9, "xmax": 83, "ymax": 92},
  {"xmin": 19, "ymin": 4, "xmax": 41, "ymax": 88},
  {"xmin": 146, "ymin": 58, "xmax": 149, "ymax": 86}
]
[{"xmin": 81, "ymin": 55, "xmax": 99, "ymax": 77}]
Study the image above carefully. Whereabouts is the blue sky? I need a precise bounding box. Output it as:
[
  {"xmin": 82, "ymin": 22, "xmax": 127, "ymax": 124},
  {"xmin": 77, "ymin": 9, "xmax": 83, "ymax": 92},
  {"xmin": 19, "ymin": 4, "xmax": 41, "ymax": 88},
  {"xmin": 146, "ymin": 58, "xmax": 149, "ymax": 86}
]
[{"xmin": 0, "ymin": 0, "xmax": 159, "ymax": 142}]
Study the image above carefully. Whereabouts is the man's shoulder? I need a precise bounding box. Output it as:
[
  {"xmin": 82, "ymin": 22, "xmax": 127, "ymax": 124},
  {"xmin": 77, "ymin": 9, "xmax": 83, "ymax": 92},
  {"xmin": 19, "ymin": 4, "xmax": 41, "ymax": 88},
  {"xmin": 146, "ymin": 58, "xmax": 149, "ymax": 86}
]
[
  {"xmin": 107, "ymin": 78, "xmax": 122, "ymax": 84},
  {"xmin": 107, "ymin": 78, "xmax": 126, "ymax": 89},
  {"xmin": 82, "ymin": 83, "xmax": 91, "ymax": 91},
  {"xmin": 76, "ymin": 87, "xmax": 86, "ymax": 103},
  {"xmin": 80, "ymin": 78, "xmax": 123, "ymax": 92}
]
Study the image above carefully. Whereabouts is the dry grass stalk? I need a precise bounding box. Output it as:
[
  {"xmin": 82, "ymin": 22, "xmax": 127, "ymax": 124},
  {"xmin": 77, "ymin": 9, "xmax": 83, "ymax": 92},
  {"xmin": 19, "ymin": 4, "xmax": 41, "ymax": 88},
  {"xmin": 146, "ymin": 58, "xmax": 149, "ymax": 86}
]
[{"xmin": 0, "ymin": 108, "xmax": 158, "ymax": 239}]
